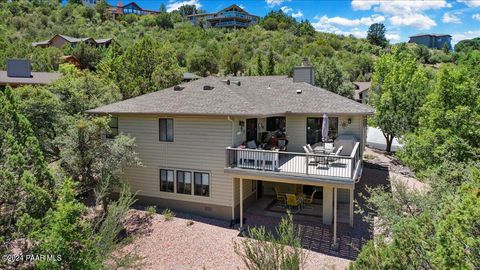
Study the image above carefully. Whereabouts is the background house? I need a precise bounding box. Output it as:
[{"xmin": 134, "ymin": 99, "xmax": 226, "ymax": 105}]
[
  {"xmin": 0, "ymin": 59, "xmax": 61, "ymax": 88},
  {"xmin": 408, "ymin": 34, "xmax": 452, "ymax": 50},
  {"xmin": 187, "ymin": 4, "xmax": 259, "ymax": 29},
  {"xmin": 32, "ymin": 34, "xmax": 113, "ymax": 48},
  {"xmin": 109, "ymin": 1, "xmax": 158, "ymax": 17}
]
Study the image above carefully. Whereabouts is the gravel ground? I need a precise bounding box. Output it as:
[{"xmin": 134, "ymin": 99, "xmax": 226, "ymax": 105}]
[{"xmin": 117, "ymin": 211, "xmax": 351, "ymax": 270}]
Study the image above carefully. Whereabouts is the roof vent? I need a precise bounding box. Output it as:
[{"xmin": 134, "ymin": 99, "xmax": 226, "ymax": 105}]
[
  {"xmin": 203, "ymin": 85, "xmax": 214, "ymax": 90},
  {"xmin": 173, "ymin": 85, "xmax": 184, "ymax": 91},
  {"xmin": 221, "ymin": 79, "xmax": 230, "ymax": 85},
  {"xmin": 231, "ymin": 80, "xmax": 241, "ymax": 86},
  {"xmin": 296, "ymin": 89, "xmax": 302, "ymax": 94}
]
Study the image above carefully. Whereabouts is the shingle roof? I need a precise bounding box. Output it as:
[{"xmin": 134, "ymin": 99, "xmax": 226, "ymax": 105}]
[
  {"xmin": 0, "ymin": 71, "xmax": 61, "ymax": 86},
  {"xmin": 88, "ymin": 76, "xmax": 374, "ymax": 116}
]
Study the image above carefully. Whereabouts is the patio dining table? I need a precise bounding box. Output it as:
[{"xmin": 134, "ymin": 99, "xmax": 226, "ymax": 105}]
[{"xmin": 313, "ymin": 145, "xmax": 335, "ymax": 154}]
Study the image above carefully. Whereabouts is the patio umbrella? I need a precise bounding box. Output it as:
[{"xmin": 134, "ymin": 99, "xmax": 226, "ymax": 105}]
[{"xmin": 322, "ymin": 113, "xmax": 329, "ymax": 143}]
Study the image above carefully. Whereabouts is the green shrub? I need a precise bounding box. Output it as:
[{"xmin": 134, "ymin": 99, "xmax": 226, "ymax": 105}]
[
  {"xmin": 162, "ymin": 208, "xmax": 175, "ymax": 221},
  {"xmin": 145, "ymin": 205, "xmax": 157, "ymax": 216},
  {"xmin": 234, "ymin": 211, "xmax": 306, "ymax": 270}
]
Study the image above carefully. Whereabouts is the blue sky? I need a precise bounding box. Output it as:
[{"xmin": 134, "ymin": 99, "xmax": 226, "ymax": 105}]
[{"xmin": 112, "ymin": 0, "xmax": 480, "ymax": 44}]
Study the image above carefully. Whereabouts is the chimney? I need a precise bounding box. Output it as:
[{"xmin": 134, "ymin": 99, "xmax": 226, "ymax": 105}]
[
  {"xmin": 293, "ymin": 58, "xmax": 314, "ymax": 85},
  {"xmin": 7, "ymin": 59, "xmax": 32, "ymax": 78}
]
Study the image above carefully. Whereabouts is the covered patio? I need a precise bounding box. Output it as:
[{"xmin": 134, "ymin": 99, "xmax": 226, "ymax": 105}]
[{"xmin": 232, "ymin": 177, "xmax": 356, "ymax": 250}]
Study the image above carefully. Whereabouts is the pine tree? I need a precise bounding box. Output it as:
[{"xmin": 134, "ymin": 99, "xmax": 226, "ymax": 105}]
[
  {"xmin": 266, "ymin": 49, "xmax": 275, "ymax": 75},
  {"xmin": 256, "ymin": 54, "xmax": 264, "ymax": 76}
]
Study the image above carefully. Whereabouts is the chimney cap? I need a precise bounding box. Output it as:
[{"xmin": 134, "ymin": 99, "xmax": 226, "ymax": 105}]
[
  {"xmin": 231, "ymin": 80, "xmax": 241, "ymax": 86},
  {"xmin": 301, "ymin": 58, "xmax": 311, "ymax": 67},
  {"xmin": 173, "ymin": 85, "xmax": 184, "ymax": 91}
]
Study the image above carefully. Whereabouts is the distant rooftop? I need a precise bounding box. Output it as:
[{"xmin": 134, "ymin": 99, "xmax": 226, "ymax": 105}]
[
  {"xmin": 0, "ymin": 71, "xmax": 61, "ymax": 86},
  {"xmin": 409, "ymin": 33, "xmax": 452, "ymax": 38}
]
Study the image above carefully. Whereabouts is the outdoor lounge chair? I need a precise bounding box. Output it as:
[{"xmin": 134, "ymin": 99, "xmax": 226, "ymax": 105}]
[{"xmin": 285, "ymin": 193, "xmax": 302, "ymax": 213}]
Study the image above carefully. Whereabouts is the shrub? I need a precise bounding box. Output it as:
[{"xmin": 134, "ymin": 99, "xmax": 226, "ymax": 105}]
[
  {"xmin": 234, "ymin": 211, "xmax": 306, "ymax": 270},
  {"xmin": 162, "ymin": 208, "xmax": 175, "ymax": 221},
  {"xmin": 145, "ymin": 205, "xmax": 157, "ymax": 216}
]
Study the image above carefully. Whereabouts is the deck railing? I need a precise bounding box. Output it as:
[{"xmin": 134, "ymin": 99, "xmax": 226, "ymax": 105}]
[{"xmin": 225, "ymin": 142, "xmax": 361, "ymax": 179}]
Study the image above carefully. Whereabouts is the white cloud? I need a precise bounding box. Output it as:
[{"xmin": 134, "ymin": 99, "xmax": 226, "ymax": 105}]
[
  {"xmin": 452, "ymin": 30, "xmax": 480, "ymax": 45},
  {"xmin": 280, "ymin": 6, "xmax": 292, "ymax": 13},
  {"xmin": 390, "ymin": 14, "xmax": 437, "ymax": 30},
  {"xmin": 351, "ymin": 0, "xmax": 380, "ymax": 11},
  {"xmin": 457, "ymin": 0, "xmax": 480, "ymax": 7},
  {"xmin": 352, "ymin": 0, "xmax": 450, "ymax": 15},
  {"xmin": 166, "ymin": 0, "xmax": 201, "ymax": 12},
  {"xmin": 443, "ymin": 13, "xmax": 462, "ymax": 24},
  {"xmin": 473, "ymin": 13, "xmax": 480, "ymax": 21},
  {"xmin": 265, "ymin": 0, "xmax": 291, "ymax": 7},
  {"xmin": 318, "ymin": 14, "xmax": 385, "ymax": 27},
  {"xmin": 311, "ymin": 18, "xmax": 367, "ymax": 38},
  {"xmin": 291, "ymin": 11, "xmax": 304, "ymax": 18},
  {"xmin": 386, "ymin": 33, "xmax": 401, "ymax": 42}
]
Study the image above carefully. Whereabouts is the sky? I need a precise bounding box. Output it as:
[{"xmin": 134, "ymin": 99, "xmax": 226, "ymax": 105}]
[{"xmin": 110, "ymin": 0, "xmax": 480, "ymax": 44}]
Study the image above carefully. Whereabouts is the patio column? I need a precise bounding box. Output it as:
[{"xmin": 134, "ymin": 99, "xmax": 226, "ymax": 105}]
[
  {"xmin": 322, "ymin": 186, "xmax": 333, "ymax": 225},
  {"xmin": 240, "ymin": 178, "xmax": 243, "ymax": 228},
  {"xmin": 332, "ymin": 187, "xmax": 338, "ymax": 249},
  {"xmin": 349, "ymin": 187, "xmax": 354, "ymax": 227}
]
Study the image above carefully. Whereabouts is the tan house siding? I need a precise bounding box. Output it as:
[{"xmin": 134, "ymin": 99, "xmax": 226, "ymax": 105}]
[
  {"xmin": 118, "ymin": 115, "xmax": 235, "ymax": 208},
  {"xmin": 285, "ymin": 115, "xmax": 365, "ymax": 153}
]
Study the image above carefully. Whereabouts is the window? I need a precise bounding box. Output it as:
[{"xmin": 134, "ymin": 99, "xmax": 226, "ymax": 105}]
[
  {"xmin": 176, "ymin": 171, "xmax": 192, "ymax": 195},
  {"xmin": 306, "ymin": 117, "xmax": 338, "ymax": 144},
  {"xmin": 194, "ymin": 172, "xmax": 209, "ymax": 196},
  {"xmin": 159, "ymin": 118, "xmax": 174, "ymax": 142},
  {"xmin": 160, "ymin": 169, "xmax": 174, "ymax": 192},
  {"xmin": 266, "ymin": 117, "xmax": 286, "ymax": 132},
  {"xmin": 106, "ymin": 117, "xmax": 119, "ymax": 139}
]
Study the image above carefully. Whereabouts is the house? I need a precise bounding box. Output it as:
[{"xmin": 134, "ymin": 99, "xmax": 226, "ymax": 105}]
[
  {"xmin": 408, "ymin": 34, "xmax": 452, "ymax": 50},
  {"xmin": 353, "ymin": 82, "xmax": 371, "ymax": 104},
  {"xmin": 32, "ymin": 34, "xmax": 113, "ymax": 48},
  {"xmin": 61, "ymin": 55, "xmax": 83, "ymax": 69},
  {"xmin": 87, "ymin": 62, "xmax": 374, "ymax": 235},
  {"xmin": 0, "ymin": 59, "xmax": 61, "ymax": 88},
  {"xmin": 187, "ymin": 4, "xmax": 259, "ymax": 29},
  {"xmin": 109, "ymin": 1, "xmax": 158, "ymax": 17}
]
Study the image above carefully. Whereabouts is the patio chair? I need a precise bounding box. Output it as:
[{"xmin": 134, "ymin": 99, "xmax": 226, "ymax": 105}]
[
  {"xmin": 303, "ymin": 188, "xmax": 319, "ymax": 209},
  {"xmin": 303, "ymin": 145, "xmax": 317, "ymax": 165},
  {"xmin": 246, "ymin": 140, "xmax": 257, "ymax": 149},
  {"xmin": 327, "ymin": 145, "xmax": 344, "ymax": 163},
  {"xmin": 306, "ymin": 144, "xmax": 314, "ymax": 153},
  {"xmin": 278, "ymin": 139, "xmax": 288, "ymax": 151},
  {"xmin": 273, "ymin": 186, "xmax": 286, "ymax": 207},
  {"xmin": 285, "ymin": 193, "xmax": 302, "ymax": 213}
]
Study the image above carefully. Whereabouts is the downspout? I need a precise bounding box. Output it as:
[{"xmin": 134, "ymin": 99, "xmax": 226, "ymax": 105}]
[{"xmin": 227, "ymin": 116, "xmax": 235, "ymax": 222}]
